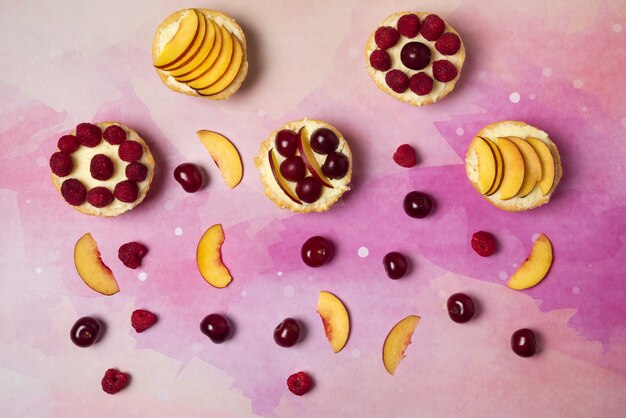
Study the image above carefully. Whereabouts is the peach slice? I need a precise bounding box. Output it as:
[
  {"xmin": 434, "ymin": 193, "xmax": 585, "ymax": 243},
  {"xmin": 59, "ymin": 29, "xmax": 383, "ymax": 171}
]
[
  {"xmin": 466, "ymin": 136, "xmax": 497, "ymax": 194},
  {"xmin": 483, "ymin": 137, "xmax": 503, "ymax": 196},
  {"xmin": 268, "ymin": 148, "xmax": 302, "ymax": 204},
  {"xmin": 176, "ymin": 19, "xmax": 223, "ymax": 83},
  {"xmin": 495, "ymin": 137, "xmax": 525, "ymax": 200},
  {"xmin": 197, "ymin": 130, "xmax": 243, "ymax": 189},
  {"xmin": 161, "ymin": 10, "xmax": 206, "ymax": 72},
  {"xmin": 74, "ymin": 233, "xmax": 119, "ymax": 296},
  {"xmin": 317, "ymin": 291, "xmax": 350, "ymax": 353},
  {"xmin": 507, "ymin": 233, "xmax": 553, "ymax": 290},
  {"xmin": 196, "ymin": 224, "xmax": 233, "ymax": 288},
  {"xmin": 154, "ymin": 9, "xmax": 201, "ymax": 68},
  {"xmin": 187, "ymin": 26, "xmax": 233, "ymax": 90},
  {"xmin": 197, "ymin": 34, "xmax": 243, "ymax": 96},
  {"xmin": 168, "ymin": 15, "xmax": 216, "ymax": 77},
  {"xmin": 382, "ymin": 315, "xmax": 420, "ymax": 375},
  {"xmin": 507, "ymin": 136, "xmax": 543, "ymax": 198},
  {"xmin": 526, "ymin": 137, "xmax": 556, "ymax": 196},
  {"xmin": 297, "ymin": 127, "xmax": 333, "ymax": 188}
]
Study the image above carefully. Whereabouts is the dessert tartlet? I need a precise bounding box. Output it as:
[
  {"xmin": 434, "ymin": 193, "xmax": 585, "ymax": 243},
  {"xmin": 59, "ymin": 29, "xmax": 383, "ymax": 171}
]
[
  {"xmin": 366, "ymin": 12, "xmax": 466, "ymax": 106},
  {"xmin": 255, "ymin": 119, "xmax": 352, "ymax": 213},
  {"xmin": 152, "ymin": 8, "xmax": 248, "ymax": 99},
  {"xmin": 465, "ymin": 121, "xmax": 562, "ymax": 211},
  {"xmin": 50, "ymin": 122, "xmax": 155, "ymax": 217}
]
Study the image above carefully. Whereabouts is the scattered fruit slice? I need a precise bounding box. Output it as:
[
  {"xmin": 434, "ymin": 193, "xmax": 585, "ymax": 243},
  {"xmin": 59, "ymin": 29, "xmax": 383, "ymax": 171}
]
[
  {"xmin": 317, "ymin": 291, "xmax": 350, "ymax": 353},
  {"xmin": 176, "ymin": 19, "xmax": 223, "ymax": 82},
  {"xmin": 466, "ymin": 136, "xmax": 497, "ymax": 194},
  {"xmin": 161, "ymin": 10, "xmax": 207, "ymax": 72},
  {"xmin": 526, "ymin": 137, "xmax": 556, "ymax": 196},
  {"xmin": 297, "ymin": 127, "xmax": 333, "ymax": 188},
  {"xmin": 495, "ymin": 137, "xmax": 525, "ymax": 200},
  {"xmin": 197, "ymin": 130, "xmax": 243, "ymax": 189},
  {"xmin": 154, "ymin": 9, "xmax": 201, "ymax": 68},
  {"xmin": 483, "ymin": 137, "xmax": 503, "ymax": 196},
  {"xmin": 507, "ymin": 233, "xmax": 553, "ymax": 290},
  {"xmin": 168, "ymin": 15, "xmax": 216, "ymax": 77},
  {"xmin": 74, "ymin": 233, "xmax": 119, "ymax": 295},
  {"xmin": 197, "ymin": 34, "xmax": 243, "ymax": 96},
  {"xmin": 187, "ymin": 26, "xmax": 233, "ymax": 90},
  {"xmin": 382, "ymin": 315, "xmax": 420, "ymax": 375},
  {"xmin": 268, "ymin": 149, "xmax": 302, "ymax": 204},
  {"xmin": 196, "ymin": 224, "xmax": 233, "ymax": 288},
  {"xmin": 507, "ymin": 136, "xmax": 543, "ymax": 197}
]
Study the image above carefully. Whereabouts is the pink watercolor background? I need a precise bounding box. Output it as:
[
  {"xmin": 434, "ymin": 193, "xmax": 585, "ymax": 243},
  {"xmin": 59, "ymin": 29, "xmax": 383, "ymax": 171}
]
[{"xmin": 1, "ymin": 0, "xmax": 626, "ymax": 417}]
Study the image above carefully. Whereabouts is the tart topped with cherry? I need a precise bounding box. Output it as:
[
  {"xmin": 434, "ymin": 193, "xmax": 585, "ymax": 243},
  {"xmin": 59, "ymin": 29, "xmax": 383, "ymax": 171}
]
[
  {"xmin": 366, "ymin": 12, "xmax": 466, "ymax": 106},
  {"xmin": 255, "ymin": 119, "xmax": 352, "ymax": 213}
]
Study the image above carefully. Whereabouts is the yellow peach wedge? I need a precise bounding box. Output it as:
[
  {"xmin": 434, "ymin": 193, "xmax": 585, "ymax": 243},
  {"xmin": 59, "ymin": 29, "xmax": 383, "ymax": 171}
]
[
  {"xmin": 382, "ymin": 315, "xmax": 421, "ymax": 375},
  {"xmin": 197, "ymin": 130, "xmax": 243, "ymax": 189},
  {"xmin": 317, "ymin": 291, "xmax": 350, "ymax": 353},
  {"xmin": 196, "ymin": 224, "xmax": 233, "ymax": 288},
  {"xmin": 508, "ymin": 233, "xmax": 553, "ymax": 290},
  {"xmin": 154, "ymin": 9, "xmax": 201, "ymax": 68},
  {"xmin": 74, "ymin": 233, "xmax": 119, "ymax": 296}
]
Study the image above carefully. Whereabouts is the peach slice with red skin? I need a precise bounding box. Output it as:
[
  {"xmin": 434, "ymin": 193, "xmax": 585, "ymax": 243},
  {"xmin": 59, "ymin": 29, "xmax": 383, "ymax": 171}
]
[
  {"xmin": 197, "ymin": 130, "xmax": 243, "ymax": 189},
  {"xmin": 196, "ymin": 224, "xmax": 233, "ymax": 288},
  {"xmin": 74, "ymin": 233, "xmax": 119, "ymax": 295},
  {"xmin": 317, "ymin": 291, "xmax": 350, "ymax": 353},
  {"xmin": 298, "ymin": 127, "xmax": 333, "ymax": 188},
  {"xmin": 507, "ymin": 233, "xmax": 553, "ymax": 290},
  {"xmin": 154, "ymin": 9, "xmax": 201, "ymax": 68},
  {"xmin": 268, "ymin": 148, "xmax": 302, "ymax": 204},
  {"xmin": 382, "ymin": 315, "xmax": 420, "ymax": 375}
]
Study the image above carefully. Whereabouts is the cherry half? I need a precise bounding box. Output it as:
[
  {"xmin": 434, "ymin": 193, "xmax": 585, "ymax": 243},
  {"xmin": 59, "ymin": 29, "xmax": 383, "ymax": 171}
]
[
  {"xmin": 301, "ymin": 236, "xmax": 334, "ymax": 267},
  {"xmin": 200, "ymin": 314, "xmax": 231, "ymax": 343},
  {"xmin": 174, "ymin": 163, "xmax": 204, "ymax": 193},
  {"xmin": 70, "ymin": 316, "xmax": 103, "ymax": 347},
  {"xmin": 274, "ymin": 318, "xmax": 302, "ymax": 347}
]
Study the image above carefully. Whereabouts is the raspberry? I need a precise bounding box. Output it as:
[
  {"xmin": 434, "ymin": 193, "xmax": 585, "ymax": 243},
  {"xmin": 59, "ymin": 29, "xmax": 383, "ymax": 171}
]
[
  {"xmin": 393, "ymin": 144, "xmax": 418, "ymax": 168},
  {"xmin": 471, "ymin": 231, "xmax": 497, "ymax": 257},
  {"xmin": 50, "ymin": 152, "xmax": 73, "ymax": 177},
  {"xmin": 397, "ymin": 14, "xmax": 420, "ymax": 38},
  {"xmin": 87, "ymin": 187, "xmax": 114, "ymax": 208},
  {"xmin": 433, "ymin": 60, "xmax": 458, "ymax": 82},
  {"xmin": 375, "ymin": 26, "xmax": 400, "ymax": 50},
  {"xmin": 131, "ymin": 309, "xmax": 157, "ymax": 332},
  {"xmin": 76, "ymin": 123, "xmax": 101, "ymax": 148},
  {"xmin": 125, "ymin": 162, "xmax": 148, "ymax": 182},
  {"xmin": 118, "ymin": 141, "xmax": 143, "ymax": 162},
  {"xmin": 369, "ymin": 49, "xmax": 391, "ymax": 71},
  {"xmin": 435, "ymin": 32, "xmax": 461, "ymax": 55},
  {"xmin": 420, "ymin": 14, "xmax": 445, "ymax": 41},
  {"xmin": 103, "ymin": 125, "xmax": 127, "ymax": 145},
  {"xmin": 101, "ymin": 369, "xmax": 130, "ymax": 395},
  {"xmin": 114, "ymin": 180, "xmax": 139, "ymax": 203},
  {"xmin": 287, "ymin": 372, "xmax": 313, "ymax": 396},
  {"xmin": 409, "ymin": 72, "xmax": 433, "ymax": 96},
  {"xmin": 90, "ymin": 154, "xmax": 114, "ymax": 181},
  {"xmin": 57, "ymin": 135, "xmax": 79, "ymax": 153},
  {"xmin": 60, "ymin": 179, "xmax": 87, "ymax": 206},
  {"xmin": 385, "ymin": 70, "xmax": 409, "ymax": 93},
  {"xmin": 118, "ymin": 242, "xmax": 148, "ymax": 269}
]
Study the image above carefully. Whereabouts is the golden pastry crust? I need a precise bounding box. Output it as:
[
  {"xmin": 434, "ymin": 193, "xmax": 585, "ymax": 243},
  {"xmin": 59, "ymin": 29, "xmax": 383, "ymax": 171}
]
[
  {"xmin": 365, "ymin": 11, "xmax": 466, "ymax": 106},
  {"xmin": 466, "ymin": 120, "xmax": 562, "ymax": 212},
  {"xmin": 152, "ymin": 9, "xmax": 248, "ymax": 100},
  {"xmin": 255, "ymin": 119, "xmax": 352, "ymax": 213},
  {"xmin": 51, "ymin": 122, "xmax": 155, "ymax": 217}
]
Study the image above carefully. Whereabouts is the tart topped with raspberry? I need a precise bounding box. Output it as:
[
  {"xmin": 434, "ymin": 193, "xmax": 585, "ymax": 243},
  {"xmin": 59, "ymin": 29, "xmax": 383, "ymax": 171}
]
[
  {"xmin": 366, "ymin": 12, "xmax": 466, "ymax": 106},
  {"xmin": 255, "ymin": 119, "xmax": 352, "ymax": 213},
  {"xmin": 50, "ymin": 122, "xmax": 155, "ymax": 217}
]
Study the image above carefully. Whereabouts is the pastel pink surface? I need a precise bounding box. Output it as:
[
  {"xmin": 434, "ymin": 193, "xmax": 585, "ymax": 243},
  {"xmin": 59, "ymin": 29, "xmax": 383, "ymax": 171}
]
[{"xmin": 1, "ymin": 1, "xmax": 626, "ymax": 417}]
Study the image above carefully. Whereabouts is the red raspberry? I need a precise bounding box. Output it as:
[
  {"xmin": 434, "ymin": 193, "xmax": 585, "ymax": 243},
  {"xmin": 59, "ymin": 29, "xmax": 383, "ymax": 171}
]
[
  {"xmin": 101, "ymin": 368, "xmax": 130, "ymax": 395},
  {"xmin": 118, "ymin": 242, "xmax": 148, "ymax": 269},
  {"xmin": 420, "ymin": 14, "xmax": 445, "ymax": 41},
  {"xmin": 90, "ymin": 154, "xmax": 114, "ymax": 181},
  {"xmin": 58, "ymin": 135, "xmax": 79, "ymax": 153},
  {"xmin": 369, "ymin": 49, "xmax": 391, "ymax": 71},
  {"xmin": 87, "ymin": 187, "xmax": 114, "ymax": 208},
  {"xmin": 471, "ymin": 231, "xmax": 497, "ymax": 257},
  {"xmin": 103, "ymin": 125, "xmax": 127, "ymax": 145},
  {"xmin": 435, "ymin": 32, "xmax": 461, "ymax": 55},
  {"xmin": 397, "ymin": 14, "xmax": 420, "ymax": 38},
  {"xmin": 385, "ymin": 70, "xmax": 409, "ymax": 93},
  {"xmin": 131, "ymin": 309, "xmax": 157, "ymax": 332},
  {"xmin": 433, "ymin": 60, "xmax": 458, "ymax": 82},
  {"xmin": 393, "ymin": 144, "xmax": 418, "ymax": 168},
  {"xmin": 50, "ymin": 152, "xmax": 73, "ymax": 177},
  {"xmin": 114, "ymin": 180, "xmax": 139, "ymax": 203},
  {"xmin": 409, "ymin": 72, "xmax": 433, "ymax": 95},
  {"xmin": 76, "ymin": 123, "xmax": 101, "ymax": 148},
  {"xmin": 125, "ymin": 162, "xmax": 148, "ymax": 182},
  {"xmin": 60, "ymin": 179, "xmax": 87, "ymax": 206},
  {"xmin": 287, "ymin": 372, "xmax": 313, "ymax": 396},
  {"xmin": 119, "ymin": 141, "xmax": 143, "ymax": 162},
  {"xmin": 375, "ymin": 26, "xmax": 400, "ymax": 50}
]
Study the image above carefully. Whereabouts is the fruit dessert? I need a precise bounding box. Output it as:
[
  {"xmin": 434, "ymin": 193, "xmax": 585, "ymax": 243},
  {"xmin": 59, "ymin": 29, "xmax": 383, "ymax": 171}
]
[
  {"xmin": 255, "ymin": 119, "xmax": 353, "ymax": 213},
  {"xmin": 366, "ymin": 12, "xmax": 466, "ymax": 106},
  {"xmin": 465, "ymin": 121, "xmax": 562, "ymax": 211},
  {"xmin": 50, "ymin": 122, "xmax": 155, "ymax": 217},
  {"xmin": 152, "ymin": 8, "xmax": 248, "ymax": 99}
]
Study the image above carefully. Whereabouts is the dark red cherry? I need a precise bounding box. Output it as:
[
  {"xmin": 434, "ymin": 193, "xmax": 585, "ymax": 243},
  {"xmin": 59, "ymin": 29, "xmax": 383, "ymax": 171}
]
[
  {"xmin": 200, "ymin": 314, "xmax": 231, "ymax": 343},
  {"xmin": 275, "ymin": 130, "xmax": 298, "ymax": 157},
  {"xmin": 383, "ymin": 252, "xmax": 408, "ymax": 279},
  {"xmin": 301, "ymin": 236, "xmax": 334, "ymax": 267},
  {"xmin": 400, "ymin": 42, "xmax": 431, "ymax": 70},
  {"xmin": 511, "ymin": 328, "xmax": 537, "ymax": 357},
  {"xmin": 447, "ymin": 293, "xmax": 476, "ymax": 323},
  {"xmin": 310, "ymin": 128, "xmax": 339, "ymax": 154},
  {"xmin": 280, "ymin": 156, "xmax": 306, "ymax": 182},
  {"xmin": 321, "ymin": 152, "xmax": 349, "ymax": 180},
  {"xmin": 70, "ymin": 316, "xmax": 103, "ymax": 347},
  {"xmin": 273, "ymin": 318, "xmax": 302, "ymax": 347},
  {"xmin": 403, "ymin": 191, "xmax": 433, "ymax": 218},
  {"xmin": 295, "ymin": 177, "xmax": 323, "ymax": 203},
  {"xmin": 174, "ymin": 163, "xmax": 204, "ymax": 193}
]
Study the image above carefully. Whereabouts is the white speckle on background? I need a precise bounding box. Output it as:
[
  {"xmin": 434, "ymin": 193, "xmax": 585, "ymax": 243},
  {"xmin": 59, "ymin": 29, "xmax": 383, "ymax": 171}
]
[
  {"xmin": 191, "ymin": 343, "xmax": 203, "ymax": 353},
  {"xmin": 621, "ymin": 117, "xmax": 626, "ymax": 127},
  {"xmin": 277, "ymin": 271, "xmax": 283, "ymax": 276},
  {"xmin": 572, "ymin": 286, "xmax": 580, "ymax": 295},
  {"xmin": 157, "ymin": 389, "xmax": 170, "ymax": 401},
  {"xmin": 138, "ymin": 272, "xmax": 147, "ymax": 281},
  {"xmin": 241, "ymin": 290, "xmax": 247, "ymax": 297},
  {"xmin": 18, "ymin": 116, "xmax": 25, "ymax": 122},
  {"xmin": 456, "ymin": 128, "xmax": 464, "ymax": 136},
  {"xmin": 532, "ymin": 232, "xmax": 541, "ymax": 241},
  {"xmin": 479, "ymin": 71, "xmax": 487, "ymax": 80},
  {"xmin": 163, "ymin": 200, "xmax": 175, "ymax": 211},
  {"xmin": 35, "ymin": 267, "xmax": 42, "ymax": 274},
  {"xmin": 49, "ymin": 48, "xmax": 62, "ymax": 60},
  {"xmin": 529, "ymin": 93, "xmax": 536, "ymax": 100},
  {"xmin": 257, "ymin": 108, "xmax": 266, "ymax": 117},
  {"xmin": 438, "ymin": 290, "xmax": 447, "ymax": 298},
  {"xmin": 542, "ymin": 67, "xmax": 552, "ymax": 77},
  {"xmin": 509, "ymin": 92, "xmax": 521, "ymax": 103},
  {"xmin": 582, "ymin": 106, "xmax": 588, "ymax": 112},
  {"xmin": 357, "ymin": 247, "xmax": 369, "ymax": 258},
  {"xmin": 348, "ymin": 46, "xmax": 359, "ymax": 59},
  {"xmin": 499, "ymin": 271, "xmax": 508, "ymax": 281},
  {"xmin": 613, "ymin": 23, "xmax": 622, "ymax": 33},
  {"xmin": 307, "ymin": 275, "xmax": 314, "ymax": 282},
  {"xmin": 573, "ymin": 79, "xmax": 584, "ymax": 89},
  {"xmin": 26, "ymin": 199, "xmax": 32, "ymax": 203},
  {"xmin": 351, "ymin": 348, "xmax": 361, "ymax": 358},
  {"xmin": 283, "ymin": 285, "xmax": 295, "ymax": 298},
  {"xmin": 174, "ymin": 227, "xmax": 183, "ymax": 236},
  {"xmin": 36, "ymin": 157, "xmax": 47, "ymax": 167}
]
